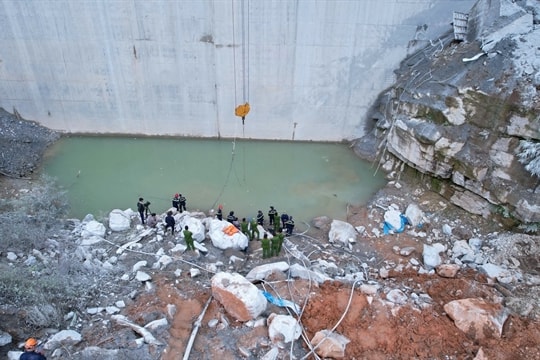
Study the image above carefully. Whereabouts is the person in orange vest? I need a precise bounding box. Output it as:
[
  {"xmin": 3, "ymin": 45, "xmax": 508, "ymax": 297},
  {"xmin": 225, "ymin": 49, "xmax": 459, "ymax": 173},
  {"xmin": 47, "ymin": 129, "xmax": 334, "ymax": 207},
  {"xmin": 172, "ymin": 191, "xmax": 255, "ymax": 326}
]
[{"xmin": 20, "ymin": 338, "xmax": 46, "ymax": 360}]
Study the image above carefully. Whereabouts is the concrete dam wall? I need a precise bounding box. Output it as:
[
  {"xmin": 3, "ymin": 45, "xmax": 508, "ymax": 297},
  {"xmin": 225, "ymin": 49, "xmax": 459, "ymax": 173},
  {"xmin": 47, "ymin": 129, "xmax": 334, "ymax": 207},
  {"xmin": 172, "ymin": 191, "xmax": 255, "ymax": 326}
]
[{"xmin": 0, "ymin": 0, "xmax": 474, "ymax": 141}]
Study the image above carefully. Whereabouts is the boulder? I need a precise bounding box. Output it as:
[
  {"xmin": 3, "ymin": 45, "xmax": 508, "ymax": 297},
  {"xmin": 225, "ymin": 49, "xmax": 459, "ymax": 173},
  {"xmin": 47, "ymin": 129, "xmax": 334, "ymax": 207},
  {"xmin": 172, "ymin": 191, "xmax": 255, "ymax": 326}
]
[
  {"xmin": 404, "ymin": 203, "xmax": 424, "ymax": 227},
  {"xmin": 328, "ymin": 220, "xmax": 357, "ymax": 245},
  {"xmin": 208, "ymin": 219, "xmax": 249, "ymax": 250},
  {"xmin": 267, "ymin": 314, "xmax": 302, "ymax": 344},
  {"xmin": 211, "ymin": 272, "xmax": 267, "ymax": 322},
  {"xmin": 81, "ymin": 220, "xmax": 106, "ymax": 238},
  {"xmin": 44, "ymin": 329, "xmax": 82, "ymax": 350},
  {"xmin": 245, "ymin": 262, "xmax": 290, "ymax": 282},
  {"xmin": 311, "ymin": 330, "xmax": 350, "ymax": 358},
  {"xmin": 444, "ymin": 298, "xmax": 509, "ymax": 340},
  {"xmin": 422, "ymin": 243, "xmax": 446, "ymax": 269},
  {"xmin": 109, "ymin": 209, "xmax": 131, "ymax": 232}
]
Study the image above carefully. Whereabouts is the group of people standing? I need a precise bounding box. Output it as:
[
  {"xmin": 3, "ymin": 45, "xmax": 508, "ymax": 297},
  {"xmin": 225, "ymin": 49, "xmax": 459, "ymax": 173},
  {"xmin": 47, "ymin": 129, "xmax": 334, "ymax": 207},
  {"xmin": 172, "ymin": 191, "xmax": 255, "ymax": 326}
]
[
  {"xmin": 220, "ymin": 205, "xmax": 295, "ymax": 237},
  {"xmin": 136, "ymin": 194, "xmax": 296, "ymax": 256}
]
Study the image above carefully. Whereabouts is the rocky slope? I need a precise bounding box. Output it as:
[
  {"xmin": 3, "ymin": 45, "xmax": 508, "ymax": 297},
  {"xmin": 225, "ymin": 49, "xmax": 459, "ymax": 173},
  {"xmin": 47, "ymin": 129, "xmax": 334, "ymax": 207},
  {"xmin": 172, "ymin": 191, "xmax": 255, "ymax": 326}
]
[
  {"xmin": 354, "ymin": 0, "xmax": 540, "ymax": 225},
  {"xmin": 0, "ymin": 108, "xmax": 59, "ymax": 178}
]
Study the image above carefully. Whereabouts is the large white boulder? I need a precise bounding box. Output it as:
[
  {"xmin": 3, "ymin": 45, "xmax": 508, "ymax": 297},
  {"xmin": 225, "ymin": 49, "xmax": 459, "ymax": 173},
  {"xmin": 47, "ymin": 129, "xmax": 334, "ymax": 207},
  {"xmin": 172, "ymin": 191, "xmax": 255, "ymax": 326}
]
[
  {"xmin": 328, "ymin": 220, "xmax": 357, "ymax": 245},
  {"xmin": 178, "ymin": 215, "xmax": 205, "ymax": 242},
  {"xmin": 81, "ymin": 220, "xmax": 106, "ymax": 238},
  {"xmin": 208, "ymin": 219, "xmax": 249, "ymax": 250},
  {"xmin": 211, "ymin": 272, "xmax": 267, "ymax": 322},
  {"xmin": 109, "ymin": 209, "xmax": 131, "ymax": 232}
]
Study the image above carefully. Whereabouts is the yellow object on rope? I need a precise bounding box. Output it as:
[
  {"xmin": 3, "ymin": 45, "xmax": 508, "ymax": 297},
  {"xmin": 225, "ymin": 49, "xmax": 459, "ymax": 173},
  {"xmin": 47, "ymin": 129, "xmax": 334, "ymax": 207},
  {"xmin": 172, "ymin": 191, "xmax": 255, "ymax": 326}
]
[{"xmin": 235, "ymin": 103, "xmax": 250, "ymax": 118}]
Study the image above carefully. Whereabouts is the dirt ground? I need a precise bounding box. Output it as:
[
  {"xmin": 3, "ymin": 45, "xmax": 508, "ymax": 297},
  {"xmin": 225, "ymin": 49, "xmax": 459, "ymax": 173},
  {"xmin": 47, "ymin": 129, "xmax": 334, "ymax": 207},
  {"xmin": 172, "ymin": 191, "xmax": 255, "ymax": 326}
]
[
  {"xmin": 103, "ymin": 183, "xmax": 539, "ymax": 359},
  {"xmin": 2, "ymin": 176, "xmax": 539, "ymax": 359}
]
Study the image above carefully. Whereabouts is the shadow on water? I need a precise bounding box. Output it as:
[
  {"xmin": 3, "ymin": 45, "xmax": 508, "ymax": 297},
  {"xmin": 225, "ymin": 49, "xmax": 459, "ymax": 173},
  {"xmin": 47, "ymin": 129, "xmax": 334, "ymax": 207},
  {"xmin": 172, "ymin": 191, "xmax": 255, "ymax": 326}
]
[{"xmin": 40, "ymin": 136, "xmax": 387, "ymax": 223}]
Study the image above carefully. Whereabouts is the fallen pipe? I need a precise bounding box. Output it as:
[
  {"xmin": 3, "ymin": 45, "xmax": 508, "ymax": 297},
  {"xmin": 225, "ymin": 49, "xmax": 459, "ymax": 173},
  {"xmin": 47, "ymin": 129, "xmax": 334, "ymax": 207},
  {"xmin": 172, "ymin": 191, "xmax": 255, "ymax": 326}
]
[{"xmin": 183, "ymin": 295, "xmax": 213, "ymax": 360}]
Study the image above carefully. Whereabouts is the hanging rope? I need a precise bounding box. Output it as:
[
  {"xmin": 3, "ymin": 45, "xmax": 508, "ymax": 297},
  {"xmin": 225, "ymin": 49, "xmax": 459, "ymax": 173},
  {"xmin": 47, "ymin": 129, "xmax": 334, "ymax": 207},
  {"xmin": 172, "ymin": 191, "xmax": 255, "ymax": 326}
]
[
  {"xmin": 210, "ymin": 0, "xmax": 248, "ymax": 210},
  {"xmin": 234, "ymin": 0, "xmax": 250, "ymax": 127}
]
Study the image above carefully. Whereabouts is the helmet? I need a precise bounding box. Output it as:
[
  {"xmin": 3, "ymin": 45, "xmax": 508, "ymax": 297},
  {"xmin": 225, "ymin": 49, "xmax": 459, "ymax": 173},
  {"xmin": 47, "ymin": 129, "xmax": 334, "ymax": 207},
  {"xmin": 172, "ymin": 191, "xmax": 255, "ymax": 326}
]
[
  {"xmin": 174, "ymin": 193, "xmax": 179, "ymax": 198},
  {"xmin": 25, "ymin": 338, "xmax": 38, "ymax": 349}
]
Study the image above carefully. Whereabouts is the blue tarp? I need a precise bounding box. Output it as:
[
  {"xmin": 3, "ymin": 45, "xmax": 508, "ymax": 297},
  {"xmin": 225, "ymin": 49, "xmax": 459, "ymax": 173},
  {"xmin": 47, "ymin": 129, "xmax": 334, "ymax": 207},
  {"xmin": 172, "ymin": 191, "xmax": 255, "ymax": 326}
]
[
  {"xmin": 262, "ymin": 291, "xmax": 301, "ymax": 315},
  {"xmin": 383, "ymin": 214, "xmax": 409, "ymax": 234}
]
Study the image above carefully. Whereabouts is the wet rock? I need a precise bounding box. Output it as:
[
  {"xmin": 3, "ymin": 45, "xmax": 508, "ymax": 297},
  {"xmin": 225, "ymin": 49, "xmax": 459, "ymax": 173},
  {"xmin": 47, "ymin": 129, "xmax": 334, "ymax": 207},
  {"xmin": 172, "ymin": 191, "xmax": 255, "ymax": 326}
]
[{"xmin": 444, "ymin": 298, "xmax": 509, "ymax": 340}]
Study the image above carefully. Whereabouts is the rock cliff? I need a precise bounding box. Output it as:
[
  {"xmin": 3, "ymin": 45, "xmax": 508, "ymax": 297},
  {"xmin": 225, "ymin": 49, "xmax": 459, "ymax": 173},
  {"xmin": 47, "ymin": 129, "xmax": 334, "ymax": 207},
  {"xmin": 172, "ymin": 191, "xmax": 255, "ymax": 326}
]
[{"xmin": 354, "ymin": 0, "xmax": 540, "ymax": 225}]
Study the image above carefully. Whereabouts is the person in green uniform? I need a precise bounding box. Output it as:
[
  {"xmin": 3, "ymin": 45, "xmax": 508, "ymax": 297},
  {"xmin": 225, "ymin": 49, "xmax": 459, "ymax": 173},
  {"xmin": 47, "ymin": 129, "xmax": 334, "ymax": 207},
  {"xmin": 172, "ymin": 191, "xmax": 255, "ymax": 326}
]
[
  {"xmin": 183, "ymin": 225, "xmax": 195, "ymax": 251},
  {"xmin": 274, "ymin": 228, "xmax": 285, "ymax": 256},
  {"xmin": 250, "ymin": 218, "xmax": 260, "ymax": 241},
  {"xmin": 273, "ymin": 212, "xmax": 280, "ymax": 234},
  {"xmin": 261, "ymin": 233, "xmax": 271, "ymax": 259},
  {"xmin": 270, "ymin": 232, "xmax": 279, "ymax": 257},
  {"xmin": 240, "ymin": 218, "xmax": 250, "ymax": 240}
]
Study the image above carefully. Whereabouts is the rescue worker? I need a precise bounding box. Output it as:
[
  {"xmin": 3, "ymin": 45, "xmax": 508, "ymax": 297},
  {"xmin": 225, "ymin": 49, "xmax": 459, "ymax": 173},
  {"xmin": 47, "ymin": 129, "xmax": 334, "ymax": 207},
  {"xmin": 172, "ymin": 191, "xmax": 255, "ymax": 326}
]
[
  {"xmin": 273, "ymin": 228, "xmax": 285, "ymax": 256},
  {"xmin": 268, "ymin": 206, "xmax": 277, "ymax": 226},
  {"xmin": 172, "ymin": 194, "xmax": 180, "ymax": 211},
  {"xmin": 178, "ymin": 194, "xmax": 187, "ymax": 213},
  {"xmin": 240, "ymin": 218, "xmax": 250, "ymax": 239},
  {"xmin": 250, "ymin": 217, "xmax": 260, "ymax": 240},
  {"xmin": 281, "ymin": 212, "xmax": 289, "ymax": 229},
  {"xmin": 137, "ymin": 197, "xmax": 146, "ymax": 224},
  {"xmin": 273, "ymin": 212, "xmax": 281, "ymax": 234},
  {"xmin": 261, "ymin": 233, "xmax": 271, "ymax": 259},
  {"xmin": 20, "ymin": 337, "xmax": 46, "ymax": 360},
  {"xmin": 227, "ymin": 211, "xmax": 238, "ymax": 224},
  {"xmin": 285, "ymin": 216, "xmax": 295, "ymax": 235},
  {"xmin": 216, "ymin": 205, "xmax": 223, "ymax": 220},
  {"xmin": 183, "ymin": 225, "xmax": 195, "ymax": 250},
  {"xmin": 165, "ymin": 211, "xmax": 175, "ymax": 235},
  {"xmin": 256, "ymin": 210, "xmax": 264, "ymax": 226},
  {"xmin": 274, "ymin": 211, "xmax": 281, "ymax": 234}
]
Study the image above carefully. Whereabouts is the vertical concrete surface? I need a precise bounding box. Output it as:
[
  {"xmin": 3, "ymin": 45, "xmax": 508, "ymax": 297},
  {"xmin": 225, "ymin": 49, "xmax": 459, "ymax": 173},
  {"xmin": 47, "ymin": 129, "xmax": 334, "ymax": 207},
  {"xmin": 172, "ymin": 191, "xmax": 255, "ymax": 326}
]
[{"xmin": 0, "ymin": 0, "xmax": 475, "ymax": 141}]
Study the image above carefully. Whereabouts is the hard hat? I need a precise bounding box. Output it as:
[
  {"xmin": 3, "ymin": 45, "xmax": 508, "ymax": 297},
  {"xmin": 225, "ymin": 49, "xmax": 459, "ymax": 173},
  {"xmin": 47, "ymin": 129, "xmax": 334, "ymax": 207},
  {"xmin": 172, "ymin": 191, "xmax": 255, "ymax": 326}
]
[{"xmin": 25, "ymin": 338, "xmax": 38, "ymax": 349}]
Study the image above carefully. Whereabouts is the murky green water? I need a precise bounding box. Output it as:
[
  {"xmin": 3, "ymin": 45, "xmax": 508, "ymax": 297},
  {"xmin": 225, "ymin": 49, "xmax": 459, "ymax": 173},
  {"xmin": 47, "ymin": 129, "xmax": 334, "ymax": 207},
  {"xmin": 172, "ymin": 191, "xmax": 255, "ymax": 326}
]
[{"xmin": 41, "ymin": 136, "xmax": 386, "ymax": 224}]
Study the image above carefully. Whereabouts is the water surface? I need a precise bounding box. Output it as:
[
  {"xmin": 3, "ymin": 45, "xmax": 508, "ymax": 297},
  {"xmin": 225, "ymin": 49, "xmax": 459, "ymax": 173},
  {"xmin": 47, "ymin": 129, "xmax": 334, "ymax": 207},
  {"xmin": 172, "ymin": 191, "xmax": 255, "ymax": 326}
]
[{"xmin": 41, "ymin": 136, "xmax": 386, "ymax": 224}]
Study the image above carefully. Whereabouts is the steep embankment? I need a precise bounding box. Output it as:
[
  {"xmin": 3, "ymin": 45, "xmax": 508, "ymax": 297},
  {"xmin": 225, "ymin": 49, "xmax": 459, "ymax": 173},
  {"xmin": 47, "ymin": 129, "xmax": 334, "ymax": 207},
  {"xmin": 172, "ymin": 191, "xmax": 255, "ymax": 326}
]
[
  {"xmin": 0, "ymin": 108, "xmax": 59, "ymax": 178},
  {"xmin": 355, "ymin": 0, "xmax": 539, "ymax": 225}
]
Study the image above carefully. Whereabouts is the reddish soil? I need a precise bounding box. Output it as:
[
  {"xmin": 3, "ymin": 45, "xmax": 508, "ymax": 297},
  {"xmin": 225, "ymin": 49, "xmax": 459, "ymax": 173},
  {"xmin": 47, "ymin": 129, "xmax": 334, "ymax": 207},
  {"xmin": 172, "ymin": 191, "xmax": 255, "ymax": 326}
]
[{"xmin": 112, "ymin": 266, "xmax": 540, "ymax": 359}]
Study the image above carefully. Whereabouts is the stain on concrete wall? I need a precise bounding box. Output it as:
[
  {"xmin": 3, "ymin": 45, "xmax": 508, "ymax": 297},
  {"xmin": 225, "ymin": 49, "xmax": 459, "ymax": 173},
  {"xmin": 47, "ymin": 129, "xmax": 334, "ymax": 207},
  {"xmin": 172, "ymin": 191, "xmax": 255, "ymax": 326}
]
[{"xmin": 0, "ymin": 0, "xmax": 475, "ymax": 141}]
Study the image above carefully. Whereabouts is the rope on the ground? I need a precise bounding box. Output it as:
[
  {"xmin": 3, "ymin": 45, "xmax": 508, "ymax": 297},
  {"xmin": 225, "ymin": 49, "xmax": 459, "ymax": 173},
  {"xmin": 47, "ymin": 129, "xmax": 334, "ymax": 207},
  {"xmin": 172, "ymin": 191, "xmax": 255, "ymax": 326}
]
[
  {"xmin": 99, "ymin": 235, "xmax": 214, "ymax": 274},
  {"xmin": 299, "ymin": 279, "xmax": 362, "ymax": 360}
]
